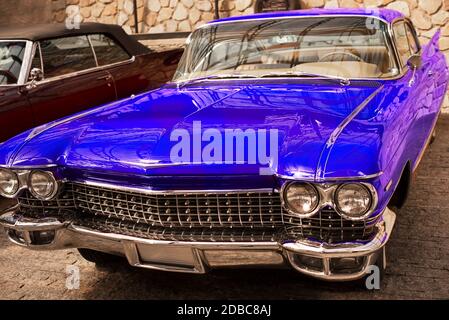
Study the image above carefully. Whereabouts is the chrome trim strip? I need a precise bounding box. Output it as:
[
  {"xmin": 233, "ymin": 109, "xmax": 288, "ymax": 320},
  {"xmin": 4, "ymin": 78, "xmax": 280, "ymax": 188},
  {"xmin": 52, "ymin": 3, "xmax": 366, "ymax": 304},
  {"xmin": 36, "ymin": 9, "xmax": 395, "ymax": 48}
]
[
  {"xmin": 202, "ymin": 14, "xmax": 390, "ymax": 28},
  {"xmin": 87, "ymin": 35, "xmax": 99, "ymax": 67},
  {"xmin": 275, "ymin": 172, "xmax": 383, "ymax": 182},
  {"xmin": 78, "ymin": 179, "xmax": 276, "ymax": 195},
  {"xmin": 37, "ymin": 42, "xmax": 44, "ymax": 74},
  {"xmin": 0, "ymin": 164, "xmax": 58, "ymax": 169},
  {"xmin": 315, "ymin": 85, "xmax": 384, "ymax": 182},
  {"xmin": 28, "ymin": 55, "xmax": 135, "ymax": 85}
]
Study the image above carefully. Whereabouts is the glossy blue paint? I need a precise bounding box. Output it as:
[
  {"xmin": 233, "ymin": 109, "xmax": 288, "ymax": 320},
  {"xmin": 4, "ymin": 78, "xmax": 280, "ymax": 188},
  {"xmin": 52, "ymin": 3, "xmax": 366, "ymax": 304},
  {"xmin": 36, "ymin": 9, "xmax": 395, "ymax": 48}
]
[{"xmin": 0, "ymin": 10, "xmax": 447, "ymax": 220}]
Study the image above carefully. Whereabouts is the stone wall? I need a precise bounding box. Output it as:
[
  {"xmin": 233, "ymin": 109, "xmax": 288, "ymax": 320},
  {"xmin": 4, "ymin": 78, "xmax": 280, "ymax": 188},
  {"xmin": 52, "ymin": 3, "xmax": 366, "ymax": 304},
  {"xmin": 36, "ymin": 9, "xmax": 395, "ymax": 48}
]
[
  {"xmin": 50, "ymin": 0, "xmax": 449, "ymax": 53},
  {"xmin": 51, "ymin": 0, "xmax": 256, "ymax": 33},
  {"xmin": 49, "ymin": 0, "xmax": 449, "ymax": 110},
  {"xmin": 0, "ymin": 0, "xmax": 53, "ymax": 26}
]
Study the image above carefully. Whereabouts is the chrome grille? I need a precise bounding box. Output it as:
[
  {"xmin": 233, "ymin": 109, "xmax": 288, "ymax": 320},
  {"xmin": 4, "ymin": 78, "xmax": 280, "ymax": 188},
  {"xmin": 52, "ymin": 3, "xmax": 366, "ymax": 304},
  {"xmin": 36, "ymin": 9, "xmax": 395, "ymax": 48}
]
[
  {"xmin": 284, "ymin": 207, "xmax": 378, "ymax": 243},
  {"xmin": 70, "ymin": 183, "xmax": 283, "ymax": 229},
  {"xmin": 77, "ymin": 216, "xmax": 279, "ymax": 242},
  {"xmin": 17, "ymin": 182, "xmax": 379, "ymax": 243}
]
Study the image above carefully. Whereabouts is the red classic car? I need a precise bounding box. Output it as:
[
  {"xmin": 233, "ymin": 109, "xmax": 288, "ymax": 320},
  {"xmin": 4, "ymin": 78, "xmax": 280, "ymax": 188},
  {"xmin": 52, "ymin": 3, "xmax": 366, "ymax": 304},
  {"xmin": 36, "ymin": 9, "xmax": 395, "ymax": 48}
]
[{"xmin": 0, "ymin": 23, "xmax": 182, "ymax": 142}]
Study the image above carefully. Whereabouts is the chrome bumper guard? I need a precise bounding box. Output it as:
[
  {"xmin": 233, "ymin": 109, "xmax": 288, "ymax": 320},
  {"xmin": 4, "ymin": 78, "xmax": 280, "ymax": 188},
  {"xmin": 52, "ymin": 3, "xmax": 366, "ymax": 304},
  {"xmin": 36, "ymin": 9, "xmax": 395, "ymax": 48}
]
[{"xmin": 0, "ymin": 207, "xmax": 396, "ymax": 281}]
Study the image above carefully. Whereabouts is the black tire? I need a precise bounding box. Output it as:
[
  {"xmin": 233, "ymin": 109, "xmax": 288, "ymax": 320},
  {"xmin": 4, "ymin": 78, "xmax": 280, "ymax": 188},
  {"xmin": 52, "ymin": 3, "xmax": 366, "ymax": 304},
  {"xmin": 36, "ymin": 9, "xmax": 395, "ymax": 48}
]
[
  {"xmin": 429, "ymin": 128, "xmax": 437, "ymax": 145},
  {"xmin": 77, "ymin": 248, "xmax": 124, "ymax": 268}
]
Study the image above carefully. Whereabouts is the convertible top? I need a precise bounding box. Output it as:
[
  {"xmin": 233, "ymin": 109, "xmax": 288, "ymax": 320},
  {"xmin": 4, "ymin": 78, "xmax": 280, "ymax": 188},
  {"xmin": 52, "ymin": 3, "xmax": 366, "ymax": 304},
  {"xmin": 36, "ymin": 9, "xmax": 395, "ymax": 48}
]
[{"xmin": 0, "ymin": 22, "xmax": 150, "ymax": 56}]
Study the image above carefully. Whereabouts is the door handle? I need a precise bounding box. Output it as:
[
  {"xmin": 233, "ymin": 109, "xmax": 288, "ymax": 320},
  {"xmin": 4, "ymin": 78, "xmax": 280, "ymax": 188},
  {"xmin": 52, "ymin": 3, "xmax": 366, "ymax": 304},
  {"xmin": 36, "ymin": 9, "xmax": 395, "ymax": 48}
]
[{"xmin": 97, "ymin": 75, "xmax": 112, "ymax": 81}]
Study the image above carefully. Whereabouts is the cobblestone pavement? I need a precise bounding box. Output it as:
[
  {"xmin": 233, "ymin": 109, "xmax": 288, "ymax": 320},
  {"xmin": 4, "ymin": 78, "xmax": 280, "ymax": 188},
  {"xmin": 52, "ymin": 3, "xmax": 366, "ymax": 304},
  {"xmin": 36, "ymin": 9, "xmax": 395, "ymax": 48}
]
[{"xmin": 1, "ymin": 116, "xmax": 449, "ymax": 300}]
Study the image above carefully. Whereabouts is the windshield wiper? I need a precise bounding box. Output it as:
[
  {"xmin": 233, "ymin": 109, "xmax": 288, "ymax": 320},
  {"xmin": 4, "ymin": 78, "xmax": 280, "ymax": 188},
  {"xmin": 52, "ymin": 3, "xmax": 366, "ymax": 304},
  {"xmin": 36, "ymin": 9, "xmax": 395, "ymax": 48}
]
[
  {"xmin": 176, "ymin": 74, "xmax": 259, "ymax": 89},
  {"xmin": 259, "ymin": 71, "xmax": 350, "ymax": 86}
]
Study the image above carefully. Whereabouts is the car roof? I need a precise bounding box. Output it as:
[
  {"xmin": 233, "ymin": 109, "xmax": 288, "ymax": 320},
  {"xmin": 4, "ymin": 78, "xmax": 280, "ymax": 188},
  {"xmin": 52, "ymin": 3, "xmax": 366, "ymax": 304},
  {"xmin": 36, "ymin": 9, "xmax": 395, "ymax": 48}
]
[
  {"xmin": 0, "ymin": 22, "xmax": 149, "ymax": 56},
  {"xmin": 208, "ymin": 8, "xmax": 404, "ymax": 25}
]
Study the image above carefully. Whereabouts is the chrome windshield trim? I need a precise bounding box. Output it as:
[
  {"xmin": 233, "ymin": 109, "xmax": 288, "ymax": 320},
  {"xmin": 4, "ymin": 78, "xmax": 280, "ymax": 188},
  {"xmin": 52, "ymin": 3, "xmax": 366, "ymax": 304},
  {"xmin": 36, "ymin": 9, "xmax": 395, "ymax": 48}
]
[
  {"xmin": 77, "ymin": 180, "xmax": 277, "ymax": 195},
  {"xmin": 186, "ymin": 15, "xmax": 400, "ymax": 81},
  {"xmin": 201, "ymin": 14, "xmax": 390, "ymax": 28}
]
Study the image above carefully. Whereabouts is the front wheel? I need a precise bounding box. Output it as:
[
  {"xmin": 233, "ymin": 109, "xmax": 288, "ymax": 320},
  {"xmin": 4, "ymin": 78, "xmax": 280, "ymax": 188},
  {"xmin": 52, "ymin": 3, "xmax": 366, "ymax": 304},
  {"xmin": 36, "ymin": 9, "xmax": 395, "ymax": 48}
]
[{"xmin": 429, "ymin": 128, "xmax": 437, "ymax": 145}]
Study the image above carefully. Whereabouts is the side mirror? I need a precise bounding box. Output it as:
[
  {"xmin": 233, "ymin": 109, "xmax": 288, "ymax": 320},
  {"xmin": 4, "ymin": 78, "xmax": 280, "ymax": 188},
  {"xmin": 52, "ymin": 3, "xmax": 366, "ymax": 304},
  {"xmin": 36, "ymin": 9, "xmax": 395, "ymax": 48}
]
[
  {"xmin": 407, "ymin": 54, "xmax": 421, "ymax": 87},
  {"xmin": 407, "ymin": 54, "xmax": 422, "ymax": 70},
  {"xmin": 26, "ymin": 68, "xmax": 43, "ymax": 90}
]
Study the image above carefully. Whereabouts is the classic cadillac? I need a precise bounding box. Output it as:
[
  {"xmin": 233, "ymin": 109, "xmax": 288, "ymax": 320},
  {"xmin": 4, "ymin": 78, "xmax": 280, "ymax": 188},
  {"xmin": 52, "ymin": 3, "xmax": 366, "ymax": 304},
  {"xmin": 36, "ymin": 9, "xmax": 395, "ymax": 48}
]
[{"xmin": 0, "ymin": 8, "xmax": 448, "ymax": 282}]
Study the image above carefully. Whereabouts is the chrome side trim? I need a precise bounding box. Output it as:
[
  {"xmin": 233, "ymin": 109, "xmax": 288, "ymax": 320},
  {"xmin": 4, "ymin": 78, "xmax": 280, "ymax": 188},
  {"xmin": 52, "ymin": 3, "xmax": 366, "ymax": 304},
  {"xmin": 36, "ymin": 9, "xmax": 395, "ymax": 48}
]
[
  {"xmin": 275, "ymin": 172, "xmax": 383, "ymax": 182},
  {"xmin": 315, "ymin": 85, "xmax": 384, "ymax": 182},
  {"xmin": 202, "ymin": 14, "xmax": 390, "ymax": 29},
  {"xmin": 0, "ymin": 164, "xmax": 58, "ymax": 169},
  {"xmin": 78, "ymin": 179, "xmax": 276, "ymax": 195},
  {"xmin": 87, "ymin": 35, "xmax": 99, "ymax": 67},
  {"xmin": 27, "ymin": 56, "xmax": 136, "ymax": 86}
]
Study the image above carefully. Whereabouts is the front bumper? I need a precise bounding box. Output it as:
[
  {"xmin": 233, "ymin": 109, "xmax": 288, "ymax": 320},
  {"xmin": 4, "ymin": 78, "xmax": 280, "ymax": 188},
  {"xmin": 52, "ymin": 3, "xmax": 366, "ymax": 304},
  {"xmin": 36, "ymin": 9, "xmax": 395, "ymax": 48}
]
[{"xmin": 0, "ymin": 207, "xmax": 396, "ymax": 281}]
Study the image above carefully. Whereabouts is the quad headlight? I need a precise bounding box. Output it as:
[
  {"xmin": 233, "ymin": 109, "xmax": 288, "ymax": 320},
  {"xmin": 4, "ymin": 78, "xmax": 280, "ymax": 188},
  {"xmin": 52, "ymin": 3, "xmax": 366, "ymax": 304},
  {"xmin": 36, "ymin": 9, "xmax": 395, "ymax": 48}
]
[
  {"xmin": 334, "ymin": 183, "xmax": 373, "ymax": 219},
  {"xmin": 0, "ymin": 169, "xmax": 19, "ymax": 197},
  {"xmin": 282, "ymin": 181, "xmax": 375, "ymax": 220},
  {"xmin": 283, "ymin": 182, "xmax": 319, "ymax": 217},
  {"xmin": 28, "ymin": 170, "xmax": 58, "ymax": 200}
]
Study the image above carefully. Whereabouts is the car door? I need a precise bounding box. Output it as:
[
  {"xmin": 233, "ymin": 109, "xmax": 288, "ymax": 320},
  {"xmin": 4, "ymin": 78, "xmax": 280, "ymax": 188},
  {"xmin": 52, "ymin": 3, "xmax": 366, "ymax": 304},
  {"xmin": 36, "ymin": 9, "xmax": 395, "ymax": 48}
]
[
  {"xmin": 25, "ymin": 35, "xmax": 116, "ymax": 126},
  {"xmin": 392, "ymin": 20, "xmax": 432, "ymax": 163},
  {"xmin": 88, "ymin": 33, "xmax": 142, "ymax": 100},
  {"xmin": 88, "ymin": 33, "xmax": 181, "ymax": 100}
]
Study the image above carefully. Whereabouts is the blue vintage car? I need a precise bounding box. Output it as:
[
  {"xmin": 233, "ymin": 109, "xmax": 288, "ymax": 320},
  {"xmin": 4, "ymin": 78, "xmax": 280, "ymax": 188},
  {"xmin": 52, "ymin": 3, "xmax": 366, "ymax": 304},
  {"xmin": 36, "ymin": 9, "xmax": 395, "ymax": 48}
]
[{"xmin": 0, "ymin": 8, "xmax": 448, "ymax": 282}]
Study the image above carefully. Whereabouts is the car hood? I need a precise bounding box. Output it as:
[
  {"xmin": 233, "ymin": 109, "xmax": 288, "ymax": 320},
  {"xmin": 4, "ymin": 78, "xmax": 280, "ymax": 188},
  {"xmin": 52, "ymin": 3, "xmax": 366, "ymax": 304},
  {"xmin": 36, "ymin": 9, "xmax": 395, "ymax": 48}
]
[{"xmin": 2, "ymin": 80, "xmax": 385, "ymax": 180}]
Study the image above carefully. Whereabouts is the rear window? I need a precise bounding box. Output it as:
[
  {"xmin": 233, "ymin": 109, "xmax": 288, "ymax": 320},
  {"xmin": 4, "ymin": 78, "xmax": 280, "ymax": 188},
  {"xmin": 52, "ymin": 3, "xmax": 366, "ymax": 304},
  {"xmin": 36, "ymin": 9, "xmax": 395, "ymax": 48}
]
[
  {"xmin": 39, "ymin": 35, "xmax": 97, "ymax": 78},
  {"xmin": 89, "ymin": 34, "xmax": 131, "ymax": 66}
]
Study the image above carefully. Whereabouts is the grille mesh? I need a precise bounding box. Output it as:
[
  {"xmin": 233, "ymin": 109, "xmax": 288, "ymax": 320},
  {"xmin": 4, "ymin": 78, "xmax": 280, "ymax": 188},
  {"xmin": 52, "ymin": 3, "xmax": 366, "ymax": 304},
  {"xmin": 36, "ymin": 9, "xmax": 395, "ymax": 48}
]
[{"xmin": 17, "ymin": 182, "xmax": 378, "ymax": 243}]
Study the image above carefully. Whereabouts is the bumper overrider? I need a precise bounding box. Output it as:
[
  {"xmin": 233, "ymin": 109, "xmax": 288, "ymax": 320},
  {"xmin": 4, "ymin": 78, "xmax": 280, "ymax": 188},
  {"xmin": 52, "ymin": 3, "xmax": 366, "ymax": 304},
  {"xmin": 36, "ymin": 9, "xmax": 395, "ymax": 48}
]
[{"xmin": 0, "ymin": 206, "xmax": 396, "ymax": 281}]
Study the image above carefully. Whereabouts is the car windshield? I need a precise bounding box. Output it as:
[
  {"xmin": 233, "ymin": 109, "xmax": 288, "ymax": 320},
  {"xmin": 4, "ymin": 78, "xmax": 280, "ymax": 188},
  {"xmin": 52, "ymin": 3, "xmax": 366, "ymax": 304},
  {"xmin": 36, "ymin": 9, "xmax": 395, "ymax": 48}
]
[
  {"xmin": 0, "ymin": 41, "xmax": 26, "ymax": 85},
  {"xmin": 174, "ymin": 16, "xmax": 399, "ymax": 82}
]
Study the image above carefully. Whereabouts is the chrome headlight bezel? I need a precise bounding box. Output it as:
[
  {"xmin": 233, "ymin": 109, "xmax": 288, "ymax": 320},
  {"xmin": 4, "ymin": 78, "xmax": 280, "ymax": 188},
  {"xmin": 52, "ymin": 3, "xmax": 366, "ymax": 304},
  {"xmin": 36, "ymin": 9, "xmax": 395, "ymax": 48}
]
[
  {"xmin": 281, "ymin": 182, "xmax": 321, "ymax": 218},
  {"xmin": 0, "ymin": 168, "xmax": 20, "ymax": 198},
  {"xmin": 28, "ymin": 170, "xmax": 59, "ymax": 201},
  {"xmin": 281, "ymin": 180, "xmax": 378, "ymax": 221},
  {"xmin": 334, "ymin": 183, "xmax": 376, "ymax": 220}
]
